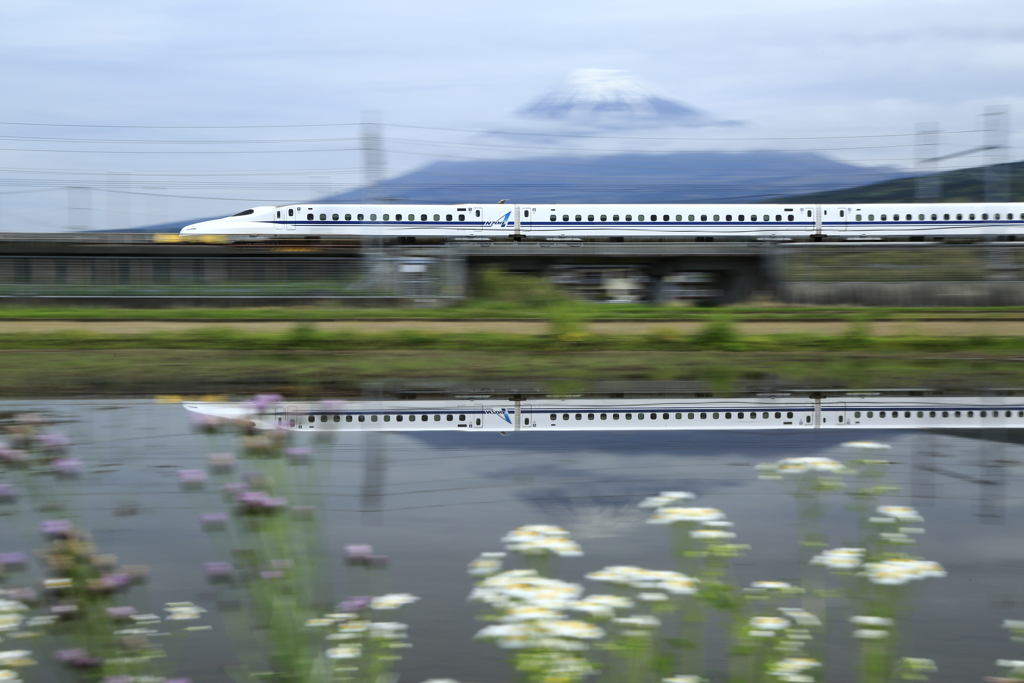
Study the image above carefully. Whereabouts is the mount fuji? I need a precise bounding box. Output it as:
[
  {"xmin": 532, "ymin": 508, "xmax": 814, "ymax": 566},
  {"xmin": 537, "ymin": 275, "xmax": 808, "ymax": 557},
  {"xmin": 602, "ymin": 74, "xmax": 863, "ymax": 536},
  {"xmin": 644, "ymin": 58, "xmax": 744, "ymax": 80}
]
[{"xmin": 515, "ymin": 69, "xmax": 733, "ymax": 131}]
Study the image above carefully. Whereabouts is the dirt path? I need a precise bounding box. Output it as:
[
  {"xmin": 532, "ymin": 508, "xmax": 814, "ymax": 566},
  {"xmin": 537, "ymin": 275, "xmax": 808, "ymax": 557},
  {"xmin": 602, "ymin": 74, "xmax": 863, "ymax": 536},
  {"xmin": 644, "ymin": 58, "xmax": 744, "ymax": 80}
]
[{"xmin": 4, "ymin": 318, "xmax": 1024, "ymax": 336}]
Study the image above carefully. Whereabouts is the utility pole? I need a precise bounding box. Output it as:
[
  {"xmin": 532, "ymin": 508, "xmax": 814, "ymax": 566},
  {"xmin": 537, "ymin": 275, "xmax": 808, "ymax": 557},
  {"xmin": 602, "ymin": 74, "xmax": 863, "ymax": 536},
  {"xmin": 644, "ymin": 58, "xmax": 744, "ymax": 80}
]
[
  {"xmin": 983, "ymin": 105, "xmax": 1010, "ymax": 202},
  {"xmin": 361, "ymin": 111, "xmax": 386, "ymax": 292}
]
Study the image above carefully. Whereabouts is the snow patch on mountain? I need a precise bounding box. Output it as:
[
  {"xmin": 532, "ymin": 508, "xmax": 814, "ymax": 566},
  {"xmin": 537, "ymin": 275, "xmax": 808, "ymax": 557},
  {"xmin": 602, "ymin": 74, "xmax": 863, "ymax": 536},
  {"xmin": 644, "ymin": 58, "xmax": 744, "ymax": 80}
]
[{"xmin": 517, "ymin": 69, "xmax": 729, "ymax": 130}]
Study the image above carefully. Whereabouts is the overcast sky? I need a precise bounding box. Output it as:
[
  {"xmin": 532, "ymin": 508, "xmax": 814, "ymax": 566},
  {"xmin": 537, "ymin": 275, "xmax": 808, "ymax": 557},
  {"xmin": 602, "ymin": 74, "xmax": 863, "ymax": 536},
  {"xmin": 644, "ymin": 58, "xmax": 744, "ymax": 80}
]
[{"xmin": 2, "ymin": 0, "xmax": 1023, "ymax": 230}]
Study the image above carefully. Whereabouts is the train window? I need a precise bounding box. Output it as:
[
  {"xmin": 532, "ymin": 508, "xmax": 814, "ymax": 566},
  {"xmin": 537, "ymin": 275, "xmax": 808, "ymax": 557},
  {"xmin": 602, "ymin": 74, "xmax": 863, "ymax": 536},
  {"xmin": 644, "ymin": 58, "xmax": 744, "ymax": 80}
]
[
  {"xmin": 970, "ymin": 214, "xmax": 975, "ymax": 220},
  {"xmin": 881, "ymin": 214, "xmax": 887, "ymax": 221},
  {"xmin": 917, "ymin": 411, "xmax": 923, "ymax": 418},
  {"xmin": 995, "ymin": 214, "xmax": 1000, "ymax": 219},
  {"xmin": 981, "ymin": 410, "xmax": 987, "ymax": 417},
  {"xmin": 788, "ymin": 215, "xmax": 794, "ymax": 221},
  {"xmin": 333, "ymin": 214, "xmax": 339, "ymax": 220},
  {"xmin": 956, "ymin": 214, "xmax": 962, "ymax": 220},
  {"xmin": 588, "ymin": 413, "xmax": 594, "ymax": 420},
  {"xmin": 276, "ymin": 211, "xmax": 281, "ymax": 218},
  {"xmin": 700, "ymin": 215, "xmax": 707, "ymax": 221},
  {"xmin": 395, "ymin": 214, "xmax": 402, "ymax": 220},
  {"xmin": 701, "ymin": 413, "xmax": 707, "ymax": 419},
  {"xmin": 563, "ymin": 215, "xmax": 569, "ymax": 221},
  {"xmin": 675, "ymin": 215, "xmax": 682, "ymax": 221},
  {"xmin": 320, "ymin": 214, "xmax": 326, "ymax": 220},
  {"xmin": 944, "ymin": 214, "xmax": 950, "ymax": 220},
  {"xmin": 855, "ymin": 411, "xmax": 861, "ymax": 418},
  {"xmin": 868, "ymin": 214, "xmax": 874, "ymax": 221},
  {"xmin": 688, "ymin": 215, "xmax": 694, "ymax": 221},
  {"xmin": 840, "ymin": 210, "xmax": 845, "ymax": 217},
  {"xmin": 307, "ymin": 214, "xmax": 314, "ymax": 220},
  {"xmin": 905, "ymin": 214, "xmax": 911, "ymax": 220},
  {"xmin": 688, "ymin": 413, "xmax": 694, "ymax": 419},
  {"xmin": 459, "ymin": 215, "xmax": 465, "ymax": 221},
  {"xmin": 600, "ymin": 413, "xmax": 607, "ymax": 420},
  {"xmin": 867, "ymin": 411, "xmax": 874, "ymax": 417},
  {"xmin": 774, "ymin": 412, "xmax": 781, "ymax": 418},
  {"xmin": 344, "ymin": 214, "xmax": 351, "ymax": 220},
  {"xmin": 675, "ymin": 413, "xmax": 681, "ymax": 419},
  {"xmin": 930, "ymin": 411, "xmax": 936, "ymax": 417},
  {"xmin": 550, "ymin": 215, "xmax": 557, "ymax": 222},
  {"xmin": 776, "ymin": 215, "xmax": 782, "ymax": 221},
  {"xmin": 383, "ymin": 415, "xmax": 390, "ymax": 422},
  {"xmin": 663, "ymin": 413, "xmax": 669, "ymax": 419},
  {"xmin": 447, "ymin": 414, "xmax": 453, "ymax": 421},
  {"xmin": 371, "ymin": 415, "xmax": 378, "ymax": 422},
  {"xmin": 460, "ymin": 414, "xmax": 466, "ymax": 421},
  {"xmin": 880, "ymin": 411, "xmax": 886, "ymax": 417},
  {"xmin": 358, "ymin": 415, "xmax": 365, "ymax": 422},
  {"xmin": 786, "ymin": 412, "xmax": 793, "ymax": 418},
  {"xmin": 713, "ymin": 413, "xmax": 720, "ymax": 419},
  {"xmin": 446, "ymin": 214, "xmax": 453, "ymax": 221},
  {"xmin": 421, "ymin": 214, "xmax": 427, "ymax": 221},
  {"xmin": 524, "ymin": 210, "xmax": 529, "ymax": 217},
  {"xmin": 638, "ymin": 413, "xmax": 644, "ymax": 420},
  {"xmin": 600, "ymin": 215, "xmax": 607, "ymax": 221},
  {"xmin": 713, "ymin": 215, "xmax": 720, "ymax": 221},
  {"xmin": 575, "ymin": 413, "xmax": 582, "ymax": 420},
  {"xmin": 613, "ymin": 215, "xmax": 620, "ymax": 221},
  {"xmin": 562, "ymin": 413, "xmax": 569, "ymax": 420},
  {"xmin": 575, "ymin": 215, "xmax": 582, "ymax": 221},
  {"xmin": 344, "ymin": 415, "xmax": 350, "ymax": 422},
  {"xmin": 588, "ymin": 215, "xmax": 594, "ymax": 221},
  {"xmin": 320, "ymin": 414, "xmax": 327, "ymax": 422},
  {"xmin": 370, "ymin": 214, "xmax": 377, "ymax": 221},
  {"xmin": 358, "ymin": 213, "xmax": 364, "ymax": 220},
  {"xmin": 760, "ymin": 215, "xmax": 766, "ymax": 221},
  {"xmin": 726, "ymin": 215, "xmax": 732, "ymax": 221},
  {"xmin": 967, "ymin": 411, "xmax": 973, "ymax": 417},
  {"xmin": 288, "ymin": 208, "xmax": 294, "ymax": 216},
  {"xmin": 649, "ymin": 214, "xmax": 656, "ymax": 221},
  {"xmin": 475, "ymin": 210, "xmax": 480, "ymax": 217},
  {"xmin": 626, "ymin": 413, "xmax": 632, "ymax": 420},
  {"xmin": 1009, "ymin": 214, "xmax": 1015, "ymax": 219},
  {"xmin": 903, "ymin": 411, "xmax": 909, "ymax": 418},
  {"xmin": 737, "ymin": 412, "xmax": 744, "ymax": 418},
  {"xmin": 421, "ymin": 415, "xmax": 427, "ymax": 422},
  {"xmin": 308, "ymin": 415, "xmax": 315, "ymax": 423},
  {"xmin": 664, "ymin": 215, "xmax": 670, "ymax": 221},
  {"xmin": 738, "ymin": 215, "xmax": 745, "ymax": 221},
  {"xmin": 613, "ymin": 413, "xmax": 619, "ymax": 420},
  {"xmin": 917, "ymin": 214, "xmax": 923, "ymax": 220},
  {"xmin": 626, "ymin": 215, "xmax": 632, "ymax": 221},
  {"xmin": 726, "ymin": 412, "xmax": 732, "ymax": 419},
  {"xmin": 942, "ymin": 411, "xmax": 948, "ymax": 418},
  {"xmin": 931, "ymin": 214, "xmax": 937, "ymax": 220}
]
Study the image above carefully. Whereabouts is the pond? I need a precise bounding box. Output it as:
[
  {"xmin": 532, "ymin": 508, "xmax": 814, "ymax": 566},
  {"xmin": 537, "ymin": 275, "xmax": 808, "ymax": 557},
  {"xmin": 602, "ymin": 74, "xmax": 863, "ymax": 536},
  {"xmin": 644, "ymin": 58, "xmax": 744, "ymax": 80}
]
[{"xmin": 0, "ymin": 398, "xmax": 1022, "ymax": 683}]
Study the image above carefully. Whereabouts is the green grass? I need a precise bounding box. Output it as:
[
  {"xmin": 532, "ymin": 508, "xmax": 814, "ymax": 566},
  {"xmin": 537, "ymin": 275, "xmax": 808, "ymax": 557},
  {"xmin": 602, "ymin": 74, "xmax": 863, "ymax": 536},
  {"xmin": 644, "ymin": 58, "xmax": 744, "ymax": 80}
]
[{"xmin": 4, "ymin": 303, "xmax": 1024, "ymax": 321}]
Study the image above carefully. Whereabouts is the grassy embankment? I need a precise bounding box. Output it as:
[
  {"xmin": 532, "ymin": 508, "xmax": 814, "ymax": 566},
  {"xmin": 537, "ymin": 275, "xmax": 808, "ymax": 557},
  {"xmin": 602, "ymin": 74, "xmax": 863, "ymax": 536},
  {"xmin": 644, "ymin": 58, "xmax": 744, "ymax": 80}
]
[{"xmin": 5, "ymin": 270, "xmax": 1024, "ymax": 396}]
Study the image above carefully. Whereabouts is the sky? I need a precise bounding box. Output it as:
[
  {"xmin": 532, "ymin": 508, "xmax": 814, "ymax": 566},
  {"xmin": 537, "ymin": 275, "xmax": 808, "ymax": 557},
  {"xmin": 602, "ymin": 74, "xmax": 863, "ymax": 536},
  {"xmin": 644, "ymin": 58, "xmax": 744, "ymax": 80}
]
[{"xmin": 2, "ymin": 0, "xmax": 1023, "ymax": 230}]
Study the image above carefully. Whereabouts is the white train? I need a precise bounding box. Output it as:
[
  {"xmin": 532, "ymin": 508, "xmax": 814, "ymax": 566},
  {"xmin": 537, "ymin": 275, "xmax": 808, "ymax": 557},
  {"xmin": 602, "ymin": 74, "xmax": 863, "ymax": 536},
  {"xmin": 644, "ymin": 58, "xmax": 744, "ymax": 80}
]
[
  {"xmin": 181, "ymin": 202, "xmax": 1024, "ymax": 242},
  {"xmin": 184, "ymin": 395, "xmax": 1024, "ymax": 433}
]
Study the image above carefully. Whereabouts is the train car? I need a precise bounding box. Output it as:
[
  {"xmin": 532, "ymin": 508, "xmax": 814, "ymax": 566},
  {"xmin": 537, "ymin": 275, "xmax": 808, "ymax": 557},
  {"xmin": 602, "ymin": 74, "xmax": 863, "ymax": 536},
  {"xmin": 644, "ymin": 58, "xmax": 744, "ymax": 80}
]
[{"xmin": 180, "ymin": 202, "xmax": 1024, "ymax": 243}]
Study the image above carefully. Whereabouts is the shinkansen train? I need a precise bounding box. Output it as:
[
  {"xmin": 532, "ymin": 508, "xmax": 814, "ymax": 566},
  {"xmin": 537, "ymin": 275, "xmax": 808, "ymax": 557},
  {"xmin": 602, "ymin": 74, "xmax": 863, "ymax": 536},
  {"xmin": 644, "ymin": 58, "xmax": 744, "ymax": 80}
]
[
  {"xmin": 180, "ymin": 202, "xmax": 1024, "ymax": 243},
  {"xmin": 184, "ymin": 395, "xmax": 1024, "ymax": 433}
]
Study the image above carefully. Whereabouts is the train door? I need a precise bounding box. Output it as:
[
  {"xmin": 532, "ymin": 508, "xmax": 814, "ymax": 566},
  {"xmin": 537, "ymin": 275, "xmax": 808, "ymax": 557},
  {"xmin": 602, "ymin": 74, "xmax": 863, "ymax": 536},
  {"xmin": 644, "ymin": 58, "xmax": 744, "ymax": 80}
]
[
  {"xmin": 522, "ymin": 207, "xmax": 534, "ymax": 233},
  {"xmin": 286, "ymin": 207, "xmax": 297, "ymax": 231},
  {"xmin": 835, "ymin": 208, "xmax": 849, "ymax": 231}
]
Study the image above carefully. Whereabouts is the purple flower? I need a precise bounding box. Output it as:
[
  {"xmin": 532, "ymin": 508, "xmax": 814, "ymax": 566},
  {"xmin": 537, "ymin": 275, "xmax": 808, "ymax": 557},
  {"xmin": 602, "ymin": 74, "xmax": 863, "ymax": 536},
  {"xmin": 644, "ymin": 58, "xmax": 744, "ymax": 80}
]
[
  {"xmin": 285, "ymin": 447, "xmax": 313, "ymax": 464},
  {"xmin": 40, "ymin": 519, "xmax": 74, "ymax": 538},
  {"xmin": 51, "ymin": 458, "xmax": 84, "ymax": 478},
  {"xmin": 91, "ymin": 574, "xmax": 132, "ymax": 593},
  {"xmin": 56, "ymin": 648, "xmax": 88, "ymax": 663},
  {"xmin": 201, "ymin": 512, "xmax": 229, "ymax": 531},
  {"xmin": 0, "ymin": 483, "xmax": 17, "ymax": 503},
  {"xmin": 106, "ymin": 606, "xmax": 137, "ymax": 620},
  {"xmin": 259, "ymin": 570, "xmax": 285, "ymax": 580},
  {"xmin": 345, "ymin": 544, "xmax": 374, "ymax": 566},
  {"xmin": 0, "ymin": 448, "xmax": 29, "ymax": 465},
  {"xmin": 36, "ymin": 432, "xmax": 70, "ymax": 451},
  {"xmin": 235, "ymin": 491, "xmax": 288, "ymax": 514},
  {"xmin": 204, "ymin": 561, "xmax": 234, "ymax": 582},
  {"xmin": 50, "ymin": 603, "xmax": 80, "ymax": 618},
  {"xmin": 178, "ymin": 469, "xmax": 208, "ymax": 487},
  {"xmin": 222, "ymin": 482, "xmax": 247, "ymax": 496},
  {"xmin": 0, "ymin": 552, "xmax": 28, "ymax": 569},
  {"xmin": 338, "ymin": 596, "xmax": 372, "ymax": 612}
]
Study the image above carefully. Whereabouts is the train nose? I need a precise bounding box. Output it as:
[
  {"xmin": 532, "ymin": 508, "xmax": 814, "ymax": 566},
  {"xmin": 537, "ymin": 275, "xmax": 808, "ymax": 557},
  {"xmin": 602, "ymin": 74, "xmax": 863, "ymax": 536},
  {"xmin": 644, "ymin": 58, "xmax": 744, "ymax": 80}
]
[{"xmin": 179, "ymin": 220, "xmax": 216, "ymax": 235}]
